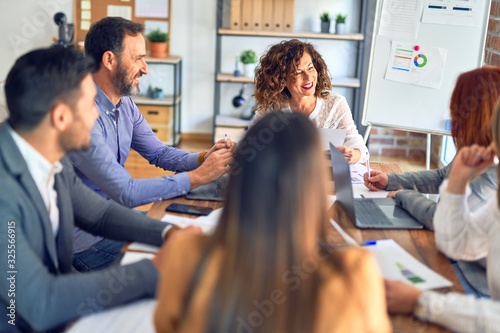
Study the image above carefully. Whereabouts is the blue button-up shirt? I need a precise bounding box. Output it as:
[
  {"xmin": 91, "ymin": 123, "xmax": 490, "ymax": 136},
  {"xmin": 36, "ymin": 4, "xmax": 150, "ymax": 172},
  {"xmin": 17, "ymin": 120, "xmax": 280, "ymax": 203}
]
[{"xmin": 69, "ymin": 85, "xmax": 199, "ymax": 253}]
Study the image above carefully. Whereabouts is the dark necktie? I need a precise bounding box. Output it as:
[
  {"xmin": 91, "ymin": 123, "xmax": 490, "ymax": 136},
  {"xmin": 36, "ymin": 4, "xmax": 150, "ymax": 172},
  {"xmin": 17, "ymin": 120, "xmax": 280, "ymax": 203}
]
[{"xmin": 54, "ymin": 174, "xmax": 72, "ymax": 273}]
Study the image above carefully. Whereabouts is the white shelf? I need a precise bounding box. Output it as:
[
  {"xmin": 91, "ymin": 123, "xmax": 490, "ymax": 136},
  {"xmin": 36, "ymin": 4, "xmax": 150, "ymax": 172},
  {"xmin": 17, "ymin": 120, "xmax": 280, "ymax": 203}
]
[
  {"xmin": 144, "ymin": 55, "xmax": 182, "ymax": 64},
  {"xmin": 215, "ymin": 115, "xmax": 252, "ymax": 128},
  {"xmin": 218, "ymin": 28, "xmax": 364, "ymax": 41},
  {"xmin": 132, "ymin": 95, "xmax": 181, "ymax": 106},
  {"xmin": 216, "ymin": 73, "xmax": 360, "ymax": 88}
]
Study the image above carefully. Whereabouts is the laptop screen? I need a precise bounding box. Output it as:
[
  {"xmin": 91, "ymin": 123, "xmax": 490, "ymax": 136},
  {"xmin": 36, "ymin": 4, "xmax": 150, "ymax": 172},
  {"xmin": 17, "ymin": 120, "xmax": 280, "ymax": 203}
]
[{"xmin": 329, "ymin": 143, "xmax": 357, "ymax": 223}]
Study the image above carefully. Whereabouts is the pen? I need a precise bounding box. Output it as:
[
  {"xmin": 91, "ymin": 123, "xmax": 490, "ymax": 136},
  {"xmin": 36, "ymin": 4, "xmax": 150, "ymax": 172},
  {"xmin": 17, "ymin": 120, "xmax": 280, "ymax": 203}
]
[
  {"xmin": 224, "ymin": 133, "xmax": 228, "ymax": 148},
  {"xmin": 326, "ymin": 240, "xmax": 377, "ymax": 248},
  {"xmin": 366, "ymin": 152, "xmax": 371, "ymax": 178}
]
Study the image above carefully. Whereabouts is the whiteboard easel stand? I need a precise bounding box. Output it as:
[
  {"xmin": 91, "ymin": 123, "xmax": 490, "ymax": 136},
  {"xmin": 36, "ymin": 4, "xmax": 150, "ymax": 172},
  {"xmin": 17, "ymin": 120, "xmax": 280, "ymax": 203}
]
[{"xmin": 364, "ymin": 123, "xmax": 432, "ymax": 171}]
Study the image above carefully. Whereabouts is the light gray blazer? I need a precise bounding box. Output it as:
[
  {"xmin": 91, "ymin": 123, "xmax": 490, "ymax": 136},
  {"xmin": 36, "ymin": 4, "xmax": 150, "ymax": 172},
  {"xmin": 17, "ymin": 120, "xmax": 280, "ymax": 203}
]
[{"xmin": 0, "ymin": 122, "xmax": 167, "ymax": 332}]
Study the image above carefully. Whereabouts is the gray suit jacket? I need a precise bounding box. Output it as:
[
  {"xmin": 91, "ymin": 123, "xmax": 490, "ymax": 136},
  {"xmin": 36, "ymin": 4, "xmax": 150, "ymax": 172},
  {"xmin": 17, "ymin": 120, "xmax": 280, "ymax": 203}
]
[{"xmin": 0, "ymin": 122, "xmax": 167, "ymax": 332}]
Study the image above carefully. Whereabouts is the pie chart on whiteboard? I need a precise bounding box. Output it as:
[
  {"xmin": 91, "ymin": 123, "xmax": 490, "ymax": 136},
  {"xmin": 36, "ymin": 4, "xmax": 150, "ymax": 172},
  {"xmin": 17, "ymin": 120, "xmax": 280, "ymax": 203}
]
[{"xmin": 413, "ymin": 54, "xmax": 428, "ymax": 68}]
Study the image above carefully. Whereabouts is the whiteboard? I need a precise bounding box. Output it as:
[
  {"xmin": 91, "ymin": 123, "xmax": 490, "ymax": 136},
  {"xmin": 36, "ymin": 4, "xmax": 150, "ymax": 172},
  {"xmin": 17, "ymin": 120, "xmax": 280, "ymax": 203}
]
[{"xmin": 362, "ymin": 0, "xmax": 491, "ymax": 135}]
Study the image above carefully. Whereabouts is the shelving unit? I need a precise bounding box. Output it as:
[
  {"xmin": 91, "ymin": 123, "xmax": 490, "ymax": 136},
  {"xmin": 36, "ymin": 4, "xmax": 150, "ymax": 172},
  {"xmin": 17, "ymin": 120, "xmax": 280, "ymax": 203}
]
[
  {"xmin": 132, "ymin": 56, "xmax": 183, "ymax": 146},
  {"xmin": 213, "ymin": 0, "xmax": 370, "ymax": 142}
]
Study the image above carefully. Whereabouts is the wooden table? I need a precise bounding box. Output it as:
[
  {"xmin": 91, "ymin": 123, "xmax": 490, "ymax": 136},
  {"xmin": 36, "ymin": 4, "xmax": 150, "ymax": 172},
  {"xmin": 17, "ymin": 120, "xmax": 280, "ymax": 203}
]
[{"xmin": 148, "ymin": 162, "xmax": 461, "ymax": 333}]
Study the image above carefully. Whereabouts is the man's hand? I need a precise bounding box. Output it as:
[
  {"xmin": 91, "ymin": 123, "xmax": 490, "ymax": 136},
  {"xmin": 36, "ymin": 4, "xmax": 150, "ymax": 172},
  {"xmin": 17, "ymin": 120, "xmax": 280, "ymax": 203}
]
[
  {"xmin": 337, "ymin": 146, "xmax": 361, "ymax": 164},
  {"xmin": 385, "ymin": 280, "xmax": 422, "ymax": 315},
  {"xmin": 205, "ymin": 138, "xmax": 236, "ymax": 160},
  {"xmin": 152, "ymin": 225, "xmax": 203, "ymax": 269},
  {"xmin": 364, "ymin": 169, "xmax": 389, "ymax": 191},
  {"xmin": 188, "ymin": 148, "xmax": 233, "ymax": 189}
]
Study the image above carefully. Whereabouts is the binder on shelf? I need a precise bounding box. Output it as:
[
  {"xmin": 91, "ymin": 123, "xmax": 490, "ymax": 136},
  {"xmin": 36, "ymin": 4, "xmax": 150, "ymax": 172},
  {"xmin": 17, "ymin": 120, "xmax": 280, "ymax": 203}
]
[
  {"xmin": 272, "ymin": 0, "xmax": 285, "ymax": 31},
  {"xmin": 252, "ymin": 0, "xmax": 263, "ymax": 30},
  {"xmin": 283, "ymin": 0, "xmax": 295, "ymax": 32},
  {"xmin": 261, "ymin": 0, "xmax": 274, "ymax": 31},
  {"xmin": 240, "ymin": 0, "xmax": 253, "ymax": 31},
  {"xmin": 230, "ymin": 0, "xmax": 242, "ymax": 30}
]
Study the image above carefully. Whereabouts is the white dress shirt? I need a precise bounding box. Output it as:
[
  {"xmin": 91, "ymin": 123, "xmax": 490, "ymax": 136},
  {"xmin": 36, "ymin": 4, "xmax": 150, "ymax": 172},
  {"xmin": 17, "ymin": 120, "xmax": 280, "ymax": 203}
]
[
  {"xmin": 414, "ymin": 179, "xmax": 500, "ymax": 332},
  {"xmin": 8, "ymin": 124, "xmax": 63, "ymax": 238}
]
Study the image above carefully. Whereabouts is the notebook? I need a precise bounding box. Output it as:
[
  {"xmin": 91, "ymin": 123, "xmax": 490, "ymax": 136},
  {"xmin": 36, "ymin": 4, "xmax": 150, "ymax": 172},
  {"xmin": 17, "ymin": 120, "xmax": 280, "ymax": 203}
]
[
  {"xmin": 329, "ymin": 143, "xmax": 423, "ymax": 229},
  {"xmin": 319, "ymin": 128, "xmax": 347, "ymax": 151},
  {"xmin": 185, "ymin": 174, "xmax": 229, "ymax": 201}
]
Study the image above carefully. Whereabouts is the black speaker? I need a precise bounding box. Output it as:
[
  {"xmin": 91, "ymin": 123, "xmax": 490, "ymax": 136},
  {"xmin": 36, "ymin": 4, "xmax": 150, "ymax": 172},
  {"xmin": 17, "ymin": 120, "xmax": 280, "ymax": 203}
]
[{"xmin": 232, "ymin": 84, "xmax": 247, "ymax": 108}]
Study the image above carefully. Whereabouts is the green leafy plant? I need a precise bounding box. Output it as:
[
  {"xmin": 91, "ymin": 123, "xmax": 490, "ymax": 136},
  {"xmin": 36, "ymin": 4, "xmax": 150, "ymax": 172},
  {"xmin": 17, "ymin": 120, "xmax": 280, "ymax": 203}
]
[
  {"xmin": 335, "ymin": 14, "xmax": 347, "ymax": 24},
  {"xmin": 240, "ymin": 50, "xmax": 257, "ymax": 64},
  {"xmin": 146, "ymin": 28, "xmax": 168, "ymax": 43},
  {"xmin": 320, "ymin": 11, "xmax": 332, "ymax": 23},
  {"xmin": 147, "ymin": 85, "xmax": 163, "ymax": 99}
]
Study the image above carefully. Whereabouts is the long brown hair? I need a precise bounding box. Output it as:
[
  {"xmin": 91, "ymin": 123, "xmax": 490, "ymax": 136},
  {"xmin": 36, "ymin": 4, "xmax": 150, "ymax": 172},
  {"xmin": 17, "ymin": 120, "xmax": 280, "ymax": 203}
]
[
  {"xmin": 254, "ymin": 39, "xmax": 332, "ymax": 111},
  {"xmin": 450, "ymin": 66, "xmax": 500, "ymax": 150},
  {"xmin": 182, "ymin": 112, "xmax": 342, "ymax": 332}
]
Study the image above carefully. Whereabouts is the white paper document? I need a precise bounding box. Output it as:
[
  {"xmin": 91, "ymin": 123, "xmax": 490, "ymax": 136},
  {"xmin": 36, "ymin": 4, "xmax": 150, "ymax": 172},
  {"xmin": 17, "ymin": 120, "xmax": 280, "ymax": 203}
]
[
  {"xmin": 144, "ymin": 20, "xmax": 169, "ymax": 35},
  {"xmin": 107, "ymin": 5, "xmax": 132, "ymax": 20},
  {"xmin": 422, "ymin": 0, "xmax": 485, "ymax": 27},
  {"xmin": 367, "ymin": 239, "xmax": 452, "ymax": 290},
  {"xmin": 128, "ymin": 208, "xmax": 223, "ymax": 253},
  {"xmin": 135, "ymin": 0, "xmax": 168, "ymax": 18},
  {"xmin": 121, "ymin": 252, "xmax": 155, "ymax": 265},
  {"xmin": 67, "ymin": 299, "xmax": 156, "ymax": 333},
  {"xmin": 385, "ymin": 41, "xmax": 447, "ymax": 89},
  {"xmin": 319, "ymin": 128, "xmax": 346, "ymax": 151},
  {"xmin": 378, "ymin": 0, "xmax": 423, "ymax": 39},
  {"xmin": 352, "ymin": 183, "xmax": 391, "ymax": 198},
  {"xmin": 349, "ymin": 164, "xmax": 366, "ymax": 184}
]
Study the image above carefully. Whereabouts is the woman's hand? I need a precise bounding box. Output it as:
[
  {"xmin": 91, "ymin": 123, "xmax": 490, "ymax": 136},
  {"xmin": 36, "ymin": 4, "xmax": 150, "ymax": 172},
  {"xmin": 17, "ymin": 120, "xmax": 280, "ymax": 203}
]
[
  {"xmin": 338, "ymin": 146, "xmax": 361, "ymax": 164},
  {"xmin": 447, "ymin": 143, "xmax": 496, "ymax": 195},
  {"xmin": 385, "ymin": 280, "xmax": 422, "ymax": 315}
]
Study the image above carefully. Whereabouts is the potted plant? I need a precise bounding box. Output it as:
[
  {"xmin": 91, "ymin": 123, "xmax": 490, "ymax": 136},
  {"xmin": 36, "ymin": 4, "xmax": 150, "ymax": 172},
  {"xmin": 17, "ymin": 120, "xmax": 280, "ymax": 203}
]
[
  {"xmin": 240, "ymin": 49, "xmax": 257, "ymax": 77},
  {"xmin": 320, "ymin": 11, "xmax": 332, "ymax": 33},
  {"xmin": 146, "ymin": 28, "xmax": 168, "ymax": 58},
  {"xmin": 335, "ymin": 14, "xmax": 347, "ymax": 35},
  {"xmin": 147, "ymin": 85, "xmax": 164, "ymax": 99}
]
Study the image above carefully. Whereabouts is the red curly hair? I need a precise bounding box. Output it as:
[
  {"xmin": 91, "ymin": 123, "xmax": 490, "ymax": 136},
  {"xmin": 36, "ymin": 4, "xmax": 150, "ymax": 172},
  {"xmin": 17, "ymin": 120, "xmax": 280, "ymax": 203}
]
[
  {"xmin": 450, "ymin": 66, "xmax": 500, "ymax": 150},
  {"xmin": 254, "ymin": 39, "xmax": 332, "ymax": 111}
]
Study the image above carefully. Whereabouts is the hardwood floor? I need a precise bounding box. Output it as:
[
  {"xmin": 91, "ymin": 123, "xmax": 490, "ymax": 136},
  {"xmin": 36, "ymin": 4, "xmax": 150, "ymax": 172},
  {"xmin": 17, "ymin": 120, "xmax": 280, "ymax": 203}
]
[{"xmin": 127, "ymin": 135, "xmax": 429, "ymax": 211}]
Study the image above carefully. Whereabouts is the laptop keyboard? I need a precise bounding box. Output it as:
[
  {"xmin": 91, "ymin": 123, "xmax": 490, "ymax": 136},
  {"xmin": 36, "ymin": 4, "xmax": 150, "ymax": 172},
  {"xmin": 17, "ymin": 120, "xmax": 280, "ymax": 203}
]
[
  {"xmin": 355, "ymin": 199, "xmax": 394, "ymax": 226},
  {"xmin": 213, "ymin": 176, "xmax": 228, "ymax": 199}
]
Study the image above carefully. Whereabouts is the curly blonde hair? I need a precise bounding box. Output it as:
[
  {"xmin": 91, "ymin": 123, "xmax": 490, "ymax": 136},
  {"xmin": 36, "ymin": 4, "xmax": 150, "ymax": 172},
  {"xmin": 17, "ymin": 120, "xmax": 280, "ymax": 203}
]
[{"xmin": 254, "ymin": 39, "xmax": 332, "ymax": 111}]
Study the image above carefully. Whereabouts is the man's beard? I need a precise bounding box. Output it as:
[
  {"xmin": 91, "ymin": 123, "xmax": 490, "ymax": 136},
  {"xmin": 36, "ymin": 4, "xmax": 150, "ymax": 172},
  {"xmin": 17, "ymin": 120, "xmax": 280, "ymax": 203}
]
[{"xmin": 113, "ymin": 61, "xmax": 141, "ymax": 96}]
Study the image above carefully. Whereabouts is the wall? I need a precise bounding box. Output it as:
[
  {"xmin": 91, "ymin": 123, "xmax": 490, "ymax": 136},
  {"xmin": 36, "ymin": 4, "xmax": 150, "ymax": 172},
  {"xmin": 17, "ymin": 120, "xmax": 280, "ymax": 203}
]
[
  {"xmin": 485, "ymin": 0, "xmax": 500, "ymax": 65},
  {"xmin": 0, "ymin": 0, "xmax": 73, "ymax": 121},
  {"xmin": 0, "ymin": 0, "xmax": 361, "ymax": 133},
  {"xmin": 169, "ymin": 0, "xmax": 360, "ymax": 133}
]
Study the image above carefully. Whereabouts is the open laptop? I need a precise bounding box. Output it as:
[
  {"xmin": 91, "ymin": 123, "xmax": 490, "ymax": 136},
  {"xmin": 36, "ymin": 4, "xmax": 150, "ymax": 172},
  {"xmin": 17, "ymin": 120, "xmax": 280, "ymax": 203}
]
[
  {"xmin": 329, "ymin": 143, "xmax": 423, "ymax": 229},
  {"xmin": 319, "ymin": 128, "xmax": 347, "ymax": 151},
  {"xmin": 185, "ymin": 174, "xmax": 229, "ymax": 202}
]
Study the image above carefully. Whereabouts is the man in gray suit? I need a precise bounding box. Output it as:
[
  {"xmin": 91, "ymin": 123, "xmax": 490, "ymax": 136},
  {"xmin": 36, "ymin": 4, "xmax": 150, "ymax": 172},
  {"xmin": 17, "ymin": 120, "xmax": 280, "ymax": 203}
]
[{"xmin": 0, "ymin": 46, "xmax": 191, "ymax": 332}]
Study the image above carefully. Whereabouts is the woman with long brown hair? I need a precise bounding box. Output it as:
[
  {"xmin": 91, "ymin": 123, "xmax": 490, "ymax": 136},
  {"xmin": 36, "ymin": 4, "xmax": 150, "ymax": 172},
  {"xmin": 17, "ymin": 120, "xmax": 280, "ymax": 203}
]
[{"xmin": 154, "ymin": 112, "xmax": 390, "ymax": 333}]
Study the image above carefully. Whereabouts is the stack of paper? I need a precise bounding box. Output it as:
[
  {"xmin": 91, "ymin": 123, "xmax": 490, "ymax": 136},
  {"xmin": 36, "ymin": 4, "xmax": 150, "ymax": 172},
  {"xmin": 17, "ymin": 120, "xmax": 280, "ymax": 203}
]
[
  {"xmin": 128, "ymin": 208, "xmax": 223, "ymax": 253},
  {"xmin": 329, "ymin": 220, "xmax": 452, "ymax": 290},
  {"xmin": 67, "ymin": 299, "xmax": 157, "ymax": 333}
]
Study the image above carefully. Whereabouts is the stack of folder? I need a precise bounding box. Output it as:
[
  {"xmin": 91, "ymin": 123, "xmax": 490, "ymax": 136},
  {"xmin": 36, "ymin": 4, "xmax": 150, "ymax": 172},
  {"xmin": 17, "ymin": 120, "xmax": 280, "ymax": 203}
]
[{"xmin": 230, "ymin": 0, "xmax": 295, "ymax": 32}]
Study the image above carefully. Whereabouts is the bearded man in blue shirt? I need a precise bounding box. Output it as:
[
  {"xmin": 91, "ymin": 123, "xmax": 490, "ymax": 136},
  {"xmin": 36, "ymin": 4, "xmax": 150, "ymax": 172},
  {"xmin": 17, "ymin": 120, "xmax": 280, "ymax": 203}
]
[{"xmin": 69, "ymin": 17, "xmax": 234, "ymax": 272}]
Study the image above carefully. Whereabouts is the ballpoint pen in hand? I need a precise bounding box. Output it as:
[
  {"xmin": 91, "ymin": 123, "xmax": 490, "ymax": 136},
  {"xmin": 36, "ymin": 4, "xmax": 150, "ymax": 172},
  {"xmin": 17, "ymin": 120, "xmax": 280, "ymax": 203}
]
[{"xmin": 224, "ymin": 133, "xmax": 228, "ymax": 148}]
